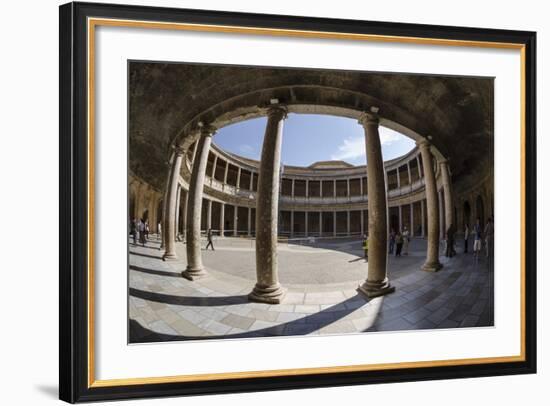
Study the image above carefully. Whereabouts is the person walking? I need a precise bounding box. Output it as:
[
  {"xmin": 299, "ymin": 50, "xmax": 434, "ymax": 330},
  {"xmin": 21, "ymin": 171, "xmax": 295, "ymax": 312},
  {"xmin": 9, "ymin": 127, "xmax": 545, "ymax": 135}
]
[
  {"xmin": 157, "ymin": 221, "xmax": 162, "ymax": 241},
  {"xmin": 138, "ymin": 219, "xmax": 146, "ymax": 246},
  {"xmin": 144, "ymin": 220, "xmax": 150, "ymax": 241},
  {"xmin": 205, "ymin": 228, "xmax": 215, "ymax": 251},
  {"xmin": 473, "ymin": 218, "xmax": 482, "ymax": 258},
  {"xmin": 388, "ymin": 229, "xmax": 396, "ymax": 254},
  {"xmin": 464, "ymin": 223, "xmax": 470, "ymax": 253},
  {"xmin": 402, "ymin": 226, "xmax": 410, "ymax": 255},
  {"xmin": 484, "ymin": 217, "xmax": 494, "ymax": 258},
  {"xmin": 395, "ymin": 232, "xmax": 403, "ymax": 257}
]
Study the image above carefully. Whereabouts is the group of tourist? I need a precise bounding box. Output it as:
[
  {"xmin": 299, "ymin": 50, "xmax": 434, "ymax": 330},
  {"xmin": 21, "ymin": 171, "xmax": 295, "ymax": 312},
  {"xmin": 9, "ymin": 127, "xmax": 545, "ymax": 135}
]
[
  {"xmin": 388, "ymin": 226, "xmax": 411, "ymax": 257},
  {"xmin": 130, "ymin": 218, "xmax": 149, "ymax": 246},
  {"xmin": 462, "ymin": 217, "xmax": 494, "ymax": 258},
  {"xmin": 361, "ymin": 226, "xmax": 411, "ymax": 259},
  {"xmin": 360, "ymin": 218, "xmax": 494, "ymax": 261}
]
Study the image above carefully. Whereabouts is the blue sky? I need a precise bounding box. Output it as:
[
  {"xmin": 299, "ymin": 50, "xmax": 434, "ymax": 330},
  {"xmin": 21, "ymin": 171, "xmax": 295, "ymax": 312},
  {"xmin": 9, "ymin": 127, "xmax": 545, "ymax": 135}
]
[{"xmin": 213, "ymin": 114, "xmax": 415, "ymax": 166}]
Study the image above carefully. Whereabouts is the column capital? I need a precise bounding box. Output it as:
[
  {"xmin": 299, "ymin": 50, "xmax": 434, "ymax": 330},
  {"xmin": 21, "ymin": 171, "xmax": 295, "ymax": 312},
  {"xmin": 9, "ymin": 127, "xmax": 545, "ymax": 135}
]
[
  {"xmin": 173, "ymin": 145, "xmax": 186, "ymax": 156},
  {"xmin": 198, "ymin": 122, "xmax": 217, "ymax": 137},
  {"xmin": 358, "ymin": 111, "xmax": 379, "ymax": 126},
  {"xmin": 266, "ymin": 104, "xmax": 288, "ymax": 120},
  {"xmin": 416, "ymin": 138, "xmax": 432, "ymax": 150},
  {"xmin": 439, "ymin": 157, "xmax": 450, "ymax": 166}
]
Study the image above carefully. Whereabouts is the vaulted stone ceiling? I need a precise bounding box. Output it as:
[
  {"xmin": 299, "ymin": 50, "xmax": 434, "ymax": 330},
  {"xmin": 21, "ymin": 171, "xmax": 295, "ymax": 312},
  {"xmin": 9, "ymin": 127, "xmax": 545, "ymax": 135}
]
[{"xmin": 129, "ymin": 62, "xmax": 493, "ymax": 190}]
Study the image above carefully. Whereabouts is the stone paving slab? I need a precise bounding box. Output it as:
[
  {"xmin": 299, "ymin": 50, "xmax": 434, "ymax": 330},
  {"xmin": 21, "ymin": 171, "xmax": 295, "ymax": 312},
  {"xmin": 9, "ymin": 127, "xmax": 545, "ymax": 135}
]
[{"xmin": 128, "ymin": 237, "xmax": 494, "ymax": 343}]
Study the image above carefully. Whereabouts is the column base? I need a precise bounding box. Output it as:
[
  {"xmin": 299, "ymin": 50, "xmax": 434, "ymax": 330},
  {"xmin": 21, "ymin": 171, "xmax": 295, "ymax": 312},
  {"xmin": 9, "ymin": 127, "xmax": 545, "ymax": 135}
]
[
  {"xmin": 248, "ymin": 284, "xmax": 286, "ymax": 304},
  {"xmin": 421, "ymin": 261, "xmax": 443, "ymax": 272},
  {"xmin": 162, "ymin": 253, "xmax": 178, "ymax": 261},
  {"xmin": 181, "ymin": 267, "xmax": 208, "ymax": 281},
  {"xmin": 357, "ymin": 279, "xmax": 395, "ymax": 299}
]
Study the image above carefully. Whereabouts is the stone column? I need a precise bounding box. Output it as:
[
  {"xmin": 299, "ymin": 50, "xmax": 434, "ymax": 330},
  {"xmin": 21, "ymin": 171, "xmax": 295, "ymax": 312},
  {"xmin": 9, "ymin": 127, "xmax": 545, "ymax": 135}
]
[
  {"xmin": 305, "ymin": 180, "xmax": 309, "ymax": 199},
  {"xmin": 290, "ymin": 211, "xmax": 294, "ymax": 238},
  {"xmin": 291, "ymin": 179, "xmax": 295, "ymax": 198},
  {"xmin": 305, "ymin": 211, "xmax": 309, "ymax": 237},
  {"xmin": 174, "ymin": 185, "xmax": 181, "ymax": 241},
  {"xmin": 182, "ymin": 125, "xmax": 215, "ymax": 279},
  {"xmin": 396, "ymin": 168, "xmax": 401, "ymax": 189},
  {"xmin": 159, "ymin": 160, "xmax": 171, "ymax": 250},
  {"xmin": 211, "ymin": 155, "xmax": 218, "ymax": 179},
  {"xmin": 319, "ymin": 211, "xmax": 322, "ymax": 236},
  {"xmin": 410, "ymin": 202, "xmax": 414, "ymax": 237},
  {"xmin": 206, "ymin": 200, "xmax": 212, "ymax": 230},
  {"xmin": 360, "ymin": 210, "xmax": 364, "ymax": 235},
  {"xmin": 358, "ymin": 111, "xmax": 395, "ymax": 298},
  {"xmin": 347, "ymin": 211, "xmax": 351, "ymax": 236},
  {"xmin": 439, "ymin": 189, "xmax": 445, "ymax": 239},
  {"xmin": 247, "ymin": 207, "xmax": 252, "ymax": 236},
  {"xmin": 417, "ymin": 155, "xmax": 423, "ymax": 183},
  {"xmin": 162, "ymin": 148, "xmax": 185, "ymax": 260},
  {"xmin": 398, "ymin": 205, "xmax": 403, "ymax": 232},
  {"xmin": 417, "ymin": 139, "xmax": 442, "ymax": 272},
  {"xmin": 249, "ymin": 105, "xmax": 287, "ymax": 304},
  {"xmin": 233, "ymin": 206, "xmax": 238, "ymax": 236},
  {"xmin": 223, "ymin": 161, "xmax": 229, "ymax": 184},
  {"xmin": 181, "ymin": 190, "xmax": 188, "ymax": 242},
  {"xmin": 421, "ymin": 199, "xmax": 426, "ymax": 238},
  {"xmin": 219, "ymin": 203, "xmax": 225, "ymax": 237},
  {"xmin": 407, "ymin": 162, "xmax": 412, "ymax": 185},
  {"xmin": 237, "ymin": 167, "xmax": 242, "ymax": 189},
  {"xmin": 440, "ymin": 159, "xmax": 454, "ymax": 234}
]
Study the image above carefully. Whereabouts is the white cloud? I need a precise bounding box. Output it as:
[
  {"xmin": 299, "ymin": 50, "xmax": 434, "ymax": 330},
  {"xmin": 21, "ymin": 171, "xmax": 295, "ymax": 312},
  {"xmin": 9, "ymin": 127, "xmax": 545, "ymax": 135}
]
[
  {"xmin": 330, "ymin": 128, "xmax": 402, "ymax": 162},
  {"xmin": 239, "ymin": 144, "xmax": 255, "ymax": 155},
  {"xmin": 330, "ymin": 137, "xmax": 365, "ymax": 161}
]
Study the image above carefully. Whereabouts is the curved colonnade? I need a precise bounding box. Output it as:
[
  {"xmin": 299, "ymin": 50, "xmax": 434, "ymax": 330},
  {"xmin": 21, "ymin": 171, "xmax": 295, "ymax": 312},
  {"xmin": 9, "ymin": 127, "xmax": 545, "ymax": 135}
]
[{"xmin": 130, "ymin": 106, "xmax": 493, "ymax": 305}]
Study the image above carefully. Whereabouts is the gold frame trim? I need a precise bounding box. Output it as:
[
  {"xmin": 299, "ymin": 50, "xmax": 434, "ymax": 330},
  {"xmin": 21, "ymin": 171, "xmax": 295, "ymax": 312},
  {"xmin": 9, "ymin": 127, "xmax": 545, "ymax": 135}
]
[{"xmin": 87, "ymin": 17, "xmax": 527, "ymax": 388}]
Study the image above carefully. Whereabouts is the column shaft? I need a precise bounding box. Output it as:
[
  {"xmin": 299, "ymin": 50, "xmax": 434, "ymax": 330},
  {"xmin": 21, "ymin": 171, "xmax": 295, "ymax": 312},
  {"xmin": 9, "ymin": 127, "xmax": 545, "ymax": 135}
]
[
  {"xmin": 162, "ymin": 149, "xmax": 185, "ymax": 260},
  {"xmin": 250, "ymin": 106, "xmax": 287, "ymax": 304},
  {"xmin": 159, "ymin": 162, "xmax": 171, "ymax": 249},
  {"xmin": 417, "ymin": 140, "xmax": 442, "ymax": 272},
  {"xmin": 410, "ymin": 203, "xmax": 414, "ymax": 237},
  {"xmin": 440, "ymin": 160, "xmax": 454, "ymax": 232},
  {"xmin": 358, "ymin": 112, "xmax": 394, "ymax": 298},
  {"xmin": 247, "ymin": 207, "xmax": 252, "ymax": 236},
  {"xmin": 181, "ymin": 190, "xmax": 188, "ymax": 241},
  {"xmin": 290, "ymin": 211, "xmax": 294, "ymax": 238},
  {"xmin": 174, "ymin": 185, "xmax": 181, "ymax": 241},
  {"xmin": 421, "ymin": 199, "xmax": 426, "ymax": 237},
  {"xmin": 182, "ymin": 126, "xmax": 215, "ymax": 279},
  {"xmin": 233, "ymin": 206, "xmax": 238, "ymax": 236},
  {"xmin": 206, "ymin": 200, "xmax": 212, "ymax": 230},
  {"xmin": 220, "ymin": 203, "xmax": 225, "ymax": 237}
]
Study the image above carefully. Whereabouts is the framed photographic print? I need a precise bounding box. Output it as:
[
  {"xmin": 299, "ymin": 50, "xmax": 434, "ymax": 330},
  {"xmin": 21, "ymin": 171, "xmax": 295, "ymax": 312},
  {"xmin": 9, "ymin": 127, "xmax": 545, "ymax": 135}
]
[{"xmin": 59, "ymin": 1, "xmax": 537, "ymax": 403}]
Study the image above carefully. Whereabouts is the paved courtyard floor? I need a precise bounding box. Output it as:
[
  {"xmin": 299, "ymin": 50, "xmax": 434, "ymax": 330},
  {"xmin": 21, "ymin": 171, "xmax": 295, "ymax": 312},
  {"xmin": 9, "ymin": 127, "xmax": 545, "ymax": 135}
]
[{"xmin": 129, "ymin": 236, "xmax": 494, "ymax": 343}]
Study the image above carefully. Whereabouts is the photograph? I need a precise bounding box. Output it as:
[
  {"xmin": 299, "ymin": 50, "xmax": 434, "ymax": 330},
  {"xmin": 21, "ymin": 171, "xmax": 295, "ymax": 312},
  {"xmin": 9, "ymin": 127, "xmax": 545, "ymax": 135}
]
[{"xmin": 128, "ymin": 62, "xmax": 495, "ymax": 343}]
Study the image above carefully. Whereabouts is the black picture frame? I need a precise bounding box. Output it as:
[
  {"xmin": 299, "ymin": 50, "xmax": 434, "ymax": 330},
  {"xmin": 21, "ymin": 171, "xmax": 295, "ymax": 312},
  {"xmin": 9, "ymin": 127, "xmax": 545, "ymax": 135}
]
[{"xmin": 59, "ymin": 1, "xmax": 537, "ymax": 403}]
